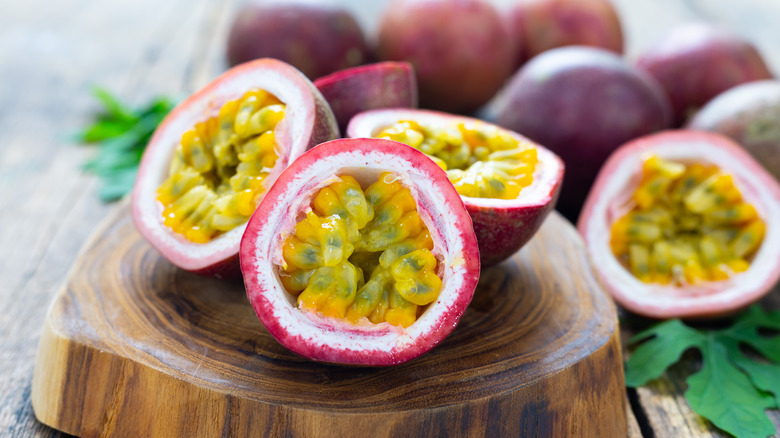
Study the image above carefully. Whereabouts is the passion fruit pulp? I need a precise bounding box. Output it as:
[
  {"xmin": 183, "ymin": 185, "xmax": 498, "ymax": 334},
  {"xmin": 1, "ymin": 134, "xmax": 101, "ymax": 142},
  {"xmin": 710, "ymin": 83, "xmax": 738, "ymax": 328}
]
[
  {"xmin": 240, "ymin": 138, "xmax": 480, "ymax": 365},
  {"xmin": 348, "ymin": 109, "xmax": 564, "ymax": 267},
  {"xmin": 579, "ymin": 131, "xmax": 780, "ymax": 319},
  {"xmin": 132, "ymin": 59, "xmax": 338, "ymax": 278}
]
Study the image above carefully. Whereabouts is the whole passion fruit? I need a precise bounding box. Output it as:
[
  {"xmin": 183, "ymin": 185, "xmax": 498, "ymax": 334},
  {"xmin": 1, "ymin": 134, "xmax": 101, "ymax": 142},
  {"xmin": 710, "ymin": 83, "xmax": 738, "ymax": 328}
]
[
  {"xmin": 485, "ymin": 46, "xmax": 671, "ymax": 221},
  {"xmin": 132, "ymin": 59, "xmax": 339, "ymax": 278},
  {"xmin": 687, "ymin": 80, "xmax": 780, "ymax": 182},
  {"xmin": 579, "ymin": 131, "xmax": 780, "ymax": 319},
  {"xmin": 240, "ymin": 138, "xmax": 480, "ymax": 365},
  {"xmin": 376, "ymin": 0, "xmax": 514, "ymax": 114},
  {"xmin": 636, "ymin": 23, "xmax": 774, "ymax": 126},
  {"xmin": 226, "ymin": 1, "xmax": 369, "ymax": 80},
  {"xmin": 314, "ymin": 62, "xmax": 418, "ymax": 134},
  {"xmin": 506, "ymin": 0, "xmax": 624, "ymax": 66},
  {"xmin": 348, "ymin": 109, "xmax": 564, "ymax": 267}
]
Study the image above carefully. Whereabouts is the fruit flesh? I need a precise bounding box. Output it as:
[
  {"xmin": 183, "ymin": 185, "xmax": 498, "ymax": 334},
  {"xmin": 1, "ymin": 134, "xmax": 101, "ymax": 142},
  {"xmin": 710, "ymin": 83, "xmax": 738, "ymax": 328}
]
[
  {"xmin": 156, "ymin": 89, "xmax": 285, "ymax": 243},
  {"xmin": 376, "ymin": 120, "xmax": 538, "ymax": 199},
  {"xmin": 610, "ymin": 155, "xmax": 765, "ymax": 285},
  {"xmin": 278, "ymin": 172, "xmax": 441, "ymax": 328}
]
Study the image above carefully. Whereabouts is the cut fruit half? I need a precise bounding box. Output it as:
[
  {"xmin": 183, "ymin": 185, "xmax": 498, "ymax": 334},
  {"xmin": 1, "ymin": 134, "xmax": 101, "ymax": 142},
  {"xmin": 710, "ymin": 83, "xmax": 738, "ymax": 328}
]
[
  {"xmin": 579, "ymin": 131, "xmax": 780, "ymax": 318},
  {"xmin": 348, "ymin": 109, "xmax": 564, "ymax": 266},
  {"xmin": 240, "ymin": 138, "xmax": 480, "ymax": 365},
  {"xmin": 132, "ymin": 59, "xmax": 338, "ymax": 278}
]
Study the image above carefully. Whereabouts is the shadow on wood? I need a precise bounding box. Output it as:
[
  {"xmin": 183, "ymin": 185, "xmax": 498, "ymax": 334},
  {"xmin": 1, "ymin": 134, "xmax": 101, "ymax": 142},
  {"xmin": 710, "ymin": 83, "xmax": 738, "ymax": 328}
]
[{"xmin": 31, "ymin": 203, "xmax": 627, "ymax": 437}]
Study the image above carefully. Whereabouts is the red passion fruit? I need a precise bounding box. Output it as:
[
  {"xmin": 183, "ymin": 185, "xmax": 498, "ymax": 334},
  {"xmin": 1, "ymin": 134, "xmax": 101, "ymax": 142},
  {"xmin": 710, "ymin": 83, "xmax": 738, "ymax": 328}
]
[
  {"xmin": 376, "ymin": 0, "xmax": 515, "ymax": 114},
  {"xmin": 636, "ymin": 23, "xmax": 774, "ymax": 126},
  {"xmin": 314, "ymin": 61, "xmax": 418, "ymax": 134},
  {"xmin": 506, "ymin": 0, "xmax": 624, "ymax": 66},
  {"xmin": 348, "ymin": 109, "xmax": 564, "ymax": 267},
  {"xmin": 226, "ymin": 1, "xmax": 369, "ymax": 80},
  {"xmin": 484, "ymin": 46, "xmax": 671, "ymax": 221},
  {"xmin": 579, "ymin": 131, "xmax": 780, "ymax": 319},
  {"xmin": 687, "ymin": 80, "xmax": 780, "ymax": 182},
  {"xmin": 132, "ymin": 59, "xmax": 339, "ymax": 278},
  {"xmin": 240, "ymin": 138, "xmax": 480, "ymax": 365}
]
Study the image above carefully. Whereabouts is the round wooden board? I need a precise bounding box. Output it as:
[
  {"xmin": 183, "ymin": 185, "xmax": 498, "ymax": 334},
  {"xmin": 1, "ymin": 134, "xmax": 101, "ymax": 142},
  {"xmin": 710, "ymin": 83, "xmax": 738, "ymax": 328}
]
[{"xmin": 32, "ymin": 204, "xmax": 627, "ymax": 437}]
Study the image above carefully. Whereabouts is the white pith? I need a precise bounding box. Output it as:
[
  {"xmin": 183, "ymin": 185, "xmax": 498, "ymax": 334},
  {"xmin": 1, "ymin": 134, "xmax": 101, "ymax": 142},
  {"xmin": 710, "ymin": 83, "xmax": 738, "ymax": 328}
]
[
  {"xmin": 245, "ymin": 149, "xmax": 471, "ymax": 354},
  {"xmin": 348, "ymin": 109, "xmax": 563, "ymax": 207},
  {"xmin": 134, "ymin": 66, "xmax": 313, "ymax": 270},
  {"xmin": 584, "ymin": 138, "xmax": 780, "ymax": 315}
]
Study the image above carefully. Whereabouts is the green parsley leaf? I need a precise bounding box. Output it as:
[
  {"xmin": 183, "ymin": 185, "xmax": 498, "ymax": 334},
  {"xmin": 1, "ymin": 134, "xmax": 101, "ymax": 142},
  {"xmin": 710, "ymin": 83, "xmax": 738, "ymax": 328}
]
[
  {"xmin": 624, "ymin": 319, "xmax": 706, "ymax": 387},
  {"xmin": 76, "ymin": 88, "xmax": 175, "ymax": 202},
  {"xmin": 626, "ymin": 305, "xmax": 780, "ymax": 438},
  {"xmin": 685, "ymin": 336, "xmax": 775, "ymax": 438}
]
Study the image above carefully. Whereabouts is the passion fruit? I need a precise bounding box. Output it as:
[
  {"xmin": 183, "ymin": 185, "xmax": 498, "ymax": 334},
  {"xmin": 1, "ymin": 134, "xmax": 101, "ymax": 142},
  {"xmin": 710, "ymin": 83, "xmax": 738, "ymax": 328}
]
[
  {"xmin": 348, "ymin": 109, "xmax": 564, "ymax": 267},
  {"xmin": 506, "ymin": 0, "xmax": 624, "ymax": 66},
  {"xmin": 579, "ymin": 131, "xmax": 780, "ymax": 319},
  {"xmin": 636, "ymin": 23, "xmax": 774, "ymax": 126},
  {"xmin": 226, "ymin": 1, "xmax": 369, "ymax": 80},
  {"xmin": 376, "ymin": 0, "xmax": 514, "ymax": 114},
  {"xmin": 484, "ymin": 46, "xmax": 671, "ymax": 221},
  {"xmin": 313, "ymin": 62, "xmax": 418, "ymax": 134},
  {"xmin": 687, "ymin": 80, "xmax": 780, "ymax": 182},
  {"xmin": 132, "ymin": 59, "xmax": 339, "ymax": 278},
  {"xmin": 240, "ymin": 138, "xmax": 480, "ymax": 365}
]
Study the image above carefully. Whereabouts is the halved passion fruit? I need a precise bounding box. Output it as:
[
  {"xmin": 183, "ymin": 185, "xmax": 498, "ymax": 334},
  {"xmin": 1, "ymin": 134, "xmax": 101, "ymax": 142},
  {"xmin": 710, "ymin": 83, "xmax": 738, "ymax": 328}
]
[
  {"xmin": 132, "ymin": 59, "xmax": 338, "ymax": 278},
  {"xmin": 240, "ymin": 138, "xmax": 480, "ymax": 365},
  {"xmin": 314, "ymin": 61, "xmax": 418, "ymax": 134},
  {"xmin": 579, "ymin": 131, "xmax": 780, "ymax": 318},
  {"xmin": 347, "ymin": 109, "xmax": 564, "ymax": 267}
]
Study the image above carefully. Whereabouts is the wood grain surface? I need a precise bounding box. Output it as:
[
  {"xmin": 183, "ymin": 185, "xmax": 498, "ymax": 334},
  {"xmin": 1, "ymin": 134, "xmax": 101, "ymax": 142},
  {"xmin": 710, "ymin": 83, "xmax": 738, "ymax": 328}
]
[
  {"xmin": 2, "ymin": 0, "xmax": 780, "ymax": 437},
  {"xmin": 32, "ymin": 204, "xmax": 627, "ymax": 437}
]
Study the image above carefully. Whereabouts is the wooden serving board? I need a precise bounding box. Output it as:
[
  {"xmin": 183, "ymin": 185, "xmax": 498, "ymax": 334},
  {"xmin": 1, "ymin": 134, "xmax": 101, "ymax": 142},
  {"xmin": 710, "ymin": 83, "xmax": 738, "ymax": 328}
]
[{"xmin": 31, "ymin": 203, "xmax": 627, "ymax": 437}]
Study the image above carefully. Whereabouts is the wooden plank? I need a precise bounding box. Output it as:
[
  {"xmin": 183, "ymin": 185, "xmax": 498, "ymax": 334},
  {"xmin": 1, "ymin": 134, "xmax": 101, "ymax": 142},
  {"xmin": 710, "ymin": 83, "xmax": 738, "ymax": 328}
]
[{"xmin": 0, "ymin": 0, "xmax": 239, "ymax": 435}]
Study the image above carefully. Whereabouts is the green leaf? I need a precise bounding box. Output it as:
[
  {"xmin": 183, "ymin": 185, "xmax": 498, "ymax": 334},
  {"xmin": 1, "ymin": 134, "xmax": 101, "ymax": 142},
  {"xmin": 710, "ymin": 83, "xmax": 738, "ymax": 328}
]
[
  {"xmin": 91, "ymin": 86, "xmax": 138, "ymax": 123},
  {"xmin": 725, "ymin": 341, "xmax": 780, "ymax": 408},
  {"xmin": 625, "ymin": 319, "xmax": 706, "ymax": 387},
  {"xmin": 76, "ymin": 87, "xmax": 175, "ymax": 202},
  {"xmin": 685, "ymin": 336, "xmax": 775, "ymax": 438}
]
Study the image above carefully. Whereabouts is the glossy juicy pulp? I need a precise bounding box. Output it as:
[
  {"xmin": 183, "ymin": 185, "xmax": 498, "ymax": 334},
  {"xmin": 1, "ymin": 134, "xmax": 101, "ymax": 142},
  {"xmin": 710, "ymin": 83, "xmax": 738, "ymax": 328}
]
[
  {"xmin": 278, "ymin": 172, "xmax": 442, "ymax": 328},
  {"xmin": 156, "ymin": 89, "xmax": 285, "ymax": 243},
  {"xmin": 610, "ymin": 155, "xmax": 765, "ymax": 285},
  {"xmin": 376, "ymin": 120, "xmax": 538, "ymax": 199}
]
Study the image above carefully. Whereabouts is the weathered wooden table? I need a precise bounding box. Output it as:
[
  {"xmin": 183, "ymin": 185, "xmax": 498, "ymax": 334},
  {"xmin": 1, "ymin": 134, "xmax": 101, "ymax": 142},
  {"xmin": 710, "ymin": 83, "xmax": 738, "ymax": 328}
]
[{"xmin": 1, "ymin": 0, "xmax": 778, "ymax": 436}]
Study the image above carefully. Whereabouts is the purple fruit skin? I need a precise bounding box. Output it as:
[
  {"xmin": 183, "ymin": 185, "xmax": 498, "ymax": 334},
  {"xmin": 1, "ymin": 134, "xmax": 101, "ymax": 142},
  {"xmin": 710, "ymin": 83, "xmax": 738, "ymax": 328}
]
[
  {"xmin": 637, "ymin": 23, "xmax": 774, "ymax": 126},
  {"xmin": 226, "ymin": 1, "xmax": 369, "ymax": 79},
  {"xmin": 487, "ymin": 46, "xmax": 672, "ymax": 221},
  {"xmin": 314, "ymin": 62, "xmax": 418, "ymax": 134},
  {"xmin": 688, "ymin": 80, "xmax": 780, "ymax": 182},
  {"xmin": 377, "ymin": 0, "xmax": 515, "ymax": 114}
]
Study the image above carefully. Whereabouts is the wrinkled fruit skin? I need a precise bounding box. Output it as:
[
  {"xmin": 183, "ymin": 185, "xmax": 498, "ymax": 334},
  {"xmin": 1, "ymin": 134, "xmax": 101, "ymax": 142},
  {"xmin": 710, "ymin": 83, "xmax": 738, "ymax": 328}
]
[
  {"xmin": 132, "ymin": 59, "xmax": 339, "ymax": 278},
  {"xmin": 636, "ymin": 23, "xmax": 773, "ymax": 127},
  {"xmin": 507, "ymin": 0, "xmax": 623, "ymax": 67},
  {"xmin": 687, "ymin": 80, "xmax": 780, "ymax": 182},
  {"xmin": 226, "ymin": 1, "xmax": 369, "ymax": 80},
  {"xmin": 314, "ymin": 62, "xmax": 418, "ymax": 135},
  {"xmin": 578, "ymin": 131, "xmax": 780, "ymax": 319},
  {"xmin": 347, "ymin": 109, "xmax": 564, "ymax": 267},
  {"xmin": 377, "ymin": 0, "xmax": 514, "ymax": 114},
  {"xmin": 240, "ymin": 139, "xmax": 480, "ymax": 366},
  {"xmin": 485, "ymin": 46, "xmax": 671, "ymax": 222}
]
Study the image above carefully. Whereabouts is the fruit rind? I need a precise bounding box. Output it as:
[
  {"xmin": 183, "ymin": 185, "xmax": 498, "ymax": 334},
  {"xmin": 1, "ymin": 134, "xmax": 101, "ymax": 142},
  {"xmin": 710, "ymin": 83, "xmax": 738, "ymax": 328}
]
[
  {"xmin": 578, "ymin": 131, "xmax": 780, "ymax": 318},
  {"xmin": 314, "ymin": 61, "xmax": 418, "ymax": 134},
  {"xmin": 240, "ymin": 139, "xmax": 480, "ymax": 365},
  {"xmin": 132, "ymin": 59, "xmax": 338, "ymax": 277},
  {"xmin": 348, "ymin": 109, "xmax": 564, "ymax": 267}
]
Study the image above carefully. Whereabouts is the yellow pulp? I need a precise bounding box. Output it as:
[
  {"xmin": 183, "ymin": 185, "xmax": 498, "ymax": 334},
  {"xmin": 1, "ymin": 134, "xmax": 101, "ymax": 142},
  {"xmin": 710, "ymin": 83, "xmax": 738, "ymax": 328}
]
[
  {"xmin": 611, "ymin": 155, "xmax": 765, "ymax": 285},
  {"xmin": 376, "ymin": 120, "xmax": 538, "ymax": 199},
  {"xmin": 279, "ymin": 172, "xmax": 441, "ymax": 328},
  {"xmin": 157, "ymin": 89, "xmax": 285, "ymax": 243}
]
